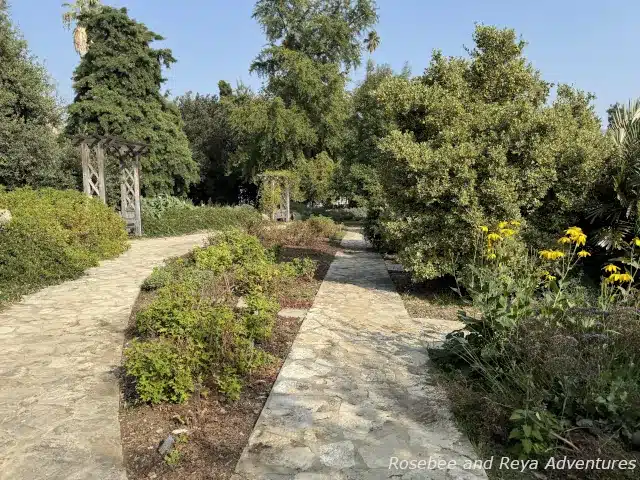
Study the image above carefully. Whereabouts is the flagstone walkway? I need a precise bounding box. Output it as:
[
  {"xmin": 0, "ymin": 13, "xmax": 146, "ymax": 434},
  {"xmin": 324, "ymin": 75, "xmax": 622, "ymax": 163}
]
[
  {"xmin": 235, "ymin": 230, "xmax": 486, "ymax": 480},
  {"xmin": 0, "ymin": 233, "xmax": 208, "ymax": 480}
]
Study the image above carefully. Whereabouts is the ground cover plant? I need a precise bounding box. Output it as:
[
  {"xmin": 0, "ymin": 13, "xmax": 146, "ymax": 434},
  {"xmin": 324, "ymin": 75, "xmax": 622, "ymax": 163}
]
[
  {"xmin": 141, "ymin": 196, "xmax": 261, "ymax": 237},
  {"xmin": 430, "ymin": 222, "xmax": 640, "ymax": 478},
  {"xmin": 0, "ymin": 187, "xmax": 128, "ymax": 307},
  {"xmin": 120, "ymin": 217, "xmax": 342, "ymax": 479}
]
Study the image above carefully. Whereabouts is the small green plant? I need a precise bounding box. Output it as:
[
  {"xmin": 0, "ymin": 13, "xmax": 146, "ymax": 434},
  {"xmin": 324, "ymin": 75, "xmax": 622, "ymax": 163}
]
[
  {"xmin": 307, "ymin": 215, "xmax": 341, "ymax": 238},
  {"xmin": 216, "ymin": 368, "xmax": 243, "ymax": 402},
  {"xmin": 241, "ymin": 292, "xmax": 279, "ymax": 341},
  {"xmin": 141, "ymin": 259, "xmax": 188, "ymax": 291},
  {"xmin": 163, "ymin": 448, "xmax": 181, "ymax": 467},
  {"xmin": 124, "ymin": 338, "xmax": 199, "ymax": 404},
  {"xmin": 508, "ymin": 408, "xmax": 564, "ymax": 459}
]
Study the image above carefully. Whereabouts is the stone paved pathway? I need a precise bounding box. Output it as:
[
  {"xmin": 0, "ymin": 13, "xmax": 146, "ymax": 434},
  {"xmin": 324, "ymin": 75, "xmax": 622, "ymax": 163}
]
[
  {"xmin": 0, "ymin": 233, "xmax": 208, "ymax": 480},
  {"xmin": 235, "ymin": 230, "xmax": 486, "ymax": 480}
]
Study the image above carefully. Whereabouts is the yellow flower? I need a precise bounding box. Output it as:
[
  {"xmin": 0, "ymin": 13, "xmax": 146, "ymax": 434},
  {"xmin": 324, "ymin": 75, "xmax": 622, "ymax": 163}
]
[
  {"xmin": 557, "ymin": 237, "xmax": 572, "ymax": 245},
  {"xmin": 546, "ymin": 274, "xmax": 557, "ymax": 281},
  {"xmin": 500, "ymin": 228, "xmax": 516, "ymax": 237},
  {"xmin": 631, "ymin": 237, "xmax": 640, "ymax": 247},
  {"xmin": 478, "ymin": 225, "xmax": 489, "ymax": 233},
  {"xmin": 565, "ymin": 226, "xmax": 583, "ymax": 238},
  {"xmin": 497, "ymin": 221, "xmax": 509, "ymax": 229},
  {"xmin": 539, "ymin": 250, "xmax": 565, "ymax": 261},
  {"xmin": 606, "ymin": 273, "xmax": 632, "ymax": 283},
  {"xmin": 604, "ymin": 264, "xmax": 620, "ymax": 274},
  {"xmin": 487, "ymin": 253, "xmax": 497, "ymax": 260},
  {"xmin": 619, "ymin": 273, "xmax": 634, "ymax": 283},
  {"xmin": 510, "ymin": 220, "xmax": 521, "ymax": 227},
  {"xmin": 563, "ymin": 226, "xmax": 587, "ymax": 246},
  {"xmin": 577, "ymin": 250, "xmax": 591, "ymax": 258},
  {"xmin": 487, "ymin": 233, "xmax": 501, "ymax": 242}
]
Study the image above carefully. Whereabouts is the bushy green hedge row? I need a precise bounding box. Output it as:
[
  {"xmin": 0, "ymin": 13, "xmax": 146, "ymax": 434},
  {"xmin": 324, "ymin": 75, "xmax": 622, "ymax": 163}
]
[
  {"xmin": 0, "ymin": 187, "xmax": 129, "ymax": 304},
  {"xmin": 125, "ymin": 229, "xmax": 316, "ymax": 404},
  {"xmin": 141, "ymin": 196, "xmax": 261, "ymax": 237}
]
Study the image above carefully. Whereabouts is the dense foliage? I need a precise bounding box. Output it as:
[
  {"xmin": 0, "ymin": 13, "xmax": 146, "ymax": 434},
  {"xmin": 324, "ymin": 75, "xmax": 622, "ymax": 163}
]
[
  {"xmin": 66, "ymin": 6, "xmax": 198, "ymax": 197},
  {"xmin": 227, "ymin": 0, "xmax": 378, "ymax": 195},
  {"xmin": 125, "ymin": 229, "xmax": 317, "ymax": 403},
  {"xmin": 141, "ymin": 196, "xmax": 261, "ymax": 237},
  {"xmin": 177, "ymin": 84, "xmax": 256, "ymax": 205},
  {"xmin": 366, "ymin": 26, "xmax": 612, "ymax": 279},
  {"xmin": 432, "ymin": 224, "xmax": 640, "ymax": 469},
  {"xmin": 0, "ymin": 4, "xmax": 77, "ymax": 190},
  {"xmin": 0, "ymin": 187, "xmax": 128, "ymax": 305}
]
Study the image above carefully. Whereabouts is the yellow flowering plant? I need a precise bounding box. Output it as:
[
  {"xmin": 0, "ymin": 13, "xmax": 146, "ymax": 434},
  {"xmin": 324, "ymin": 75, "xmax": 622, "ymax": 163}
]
[{"xmin": 598, "ymin": 236, "xmax": 639, "ymax": 309}]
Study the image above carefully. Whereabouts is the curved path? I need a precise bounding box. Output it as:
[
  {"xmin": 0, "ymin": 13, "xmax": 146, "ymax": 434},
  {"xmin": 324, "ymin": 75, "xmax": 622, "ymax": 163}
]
[
  {"xmin": 0, "ymin": 233, "xmax": 208, "ymax": 480},
  {"xmin": 235, "ymin": 230, "xmax": 486, "ymax": 480}
]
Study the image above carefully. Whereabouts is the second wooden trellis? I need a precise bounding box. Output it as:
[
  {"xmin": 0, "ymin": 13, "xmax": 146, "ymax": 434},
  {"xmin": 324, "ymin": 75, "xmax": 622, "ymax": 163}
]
[{"xmin": 74, "ymin": 135, "xmax": 150, "ymax": 236}]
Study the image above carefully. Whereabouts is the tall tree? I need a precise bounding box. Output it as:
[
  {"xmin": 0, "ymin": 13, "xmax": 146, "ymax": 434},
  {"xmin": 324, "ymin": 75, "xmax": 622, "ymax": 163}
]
[
  {"xmin": 0, "ymin": 3, "xmax": 76, "ymax": 189},
  {"xmin": 250, "ymin": 0, "xmax": 378, "ymax": 160},
  {"xmin": 177, "ymin": 83, "xmax": 255, "ymax": 204},
  {"xmin": 66, "ymin": 6, "xmax": 198, "ymax": 197}
]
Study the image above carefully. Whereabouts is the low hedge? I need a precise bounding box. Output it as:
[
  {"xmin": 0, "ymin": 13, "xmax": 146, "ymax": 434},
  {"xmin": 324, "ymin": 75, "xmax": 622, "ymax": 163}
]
[
  {"xmin": 125, "ymin": 230, "xmax": 317, "ymax": 404},
  {"xmin": 0, "ymin": 187, "xmax": 129, "ymax": 304},
  {"xmin": 141, "ymin": 197, "xmax": 261, "ymax": 237}
]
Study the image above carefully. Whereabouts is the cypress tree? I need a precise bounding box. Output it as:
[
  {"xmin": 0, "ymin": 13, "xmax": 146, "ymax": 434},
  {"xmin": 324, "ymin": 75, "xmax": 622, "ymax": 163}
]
[{"xmin": 66, "ymin": 6, "xmax": 198, "ymax": 196}]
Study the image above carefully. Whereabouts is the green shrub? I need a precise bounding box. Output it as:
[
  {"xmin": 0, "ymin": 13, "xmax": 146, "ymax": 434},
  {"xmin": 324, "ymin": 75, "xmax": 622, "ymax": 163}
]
[
  {"xmin": 368, "ymin": 26, "xmax": 611, "ymax": 280},
  {"xmin": 0, "ymin": 187, "xmax": 128, "ymax": 304},
  {"xmin": 307, "ymin": 215, "xmax": 341, "ymax": 238},
  {"xmin": 142, "ymin": 200, "xmax": 260, "ymax": 237},
  {"xmin": 141, "ymin": 258, "xmax": 189, "ymax": 291},
  {"xmin": 127, "ymin": 229, "xmax": 316, "ymax": 404},
  {"xmin": 280, "ymin": 257, "xmax": 317, "ymax": 281},
  {"xmin": 216, "ymin": 367, "xmax": 243, "ymax": 402},
  {"xmin": 241, "ymin": 292, "xmax": 279, "ymax": 341},
  {"xmin": 124, "ymin": 338, "xmax": 200, "ymax": 404}
]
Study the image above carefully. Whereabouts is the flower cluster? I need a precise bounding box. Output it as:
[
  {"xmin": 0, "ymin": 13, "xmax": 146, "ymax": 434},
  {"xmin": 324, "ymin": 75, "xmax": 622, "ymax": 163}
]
[
  {"xmin": 478, "ymin": 220, "xmax": 521, "ymax": 261},
  {"xmin": 539, "ymin": 250, "xmax": 564, "ymax": 261}
]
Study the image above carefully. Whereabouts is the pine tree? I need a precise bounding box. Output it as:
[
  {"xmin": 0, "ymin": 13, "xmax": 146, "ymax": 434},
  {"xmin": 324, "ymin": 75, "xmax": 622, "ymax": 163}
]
[
  {"xmin": 0, "ymin": 3, "xmax": 76, "ymax": 189},
  {"xmin": 66, "ymin": 6, "xmax": 198, "ymax": 196}
]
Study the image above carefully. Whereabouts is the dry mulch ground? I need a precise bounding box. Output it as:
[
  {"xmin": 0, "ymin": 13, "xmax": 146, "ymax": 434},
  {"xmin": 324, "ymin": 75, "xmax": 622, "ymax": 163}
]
[
  {"xmin": 119, "ymin": 237, "xmax": 340, "ymax": 480},
  {"xmin": 386, "ymin": 266, "xmax": 467, "ymax": 321}
]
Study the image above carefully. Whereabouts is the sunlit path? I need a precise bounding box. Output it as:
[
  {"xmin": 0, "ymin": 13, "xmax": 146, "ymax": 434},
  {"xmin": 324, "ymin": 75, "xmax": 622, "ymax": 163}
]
[
  {"xmin": 235, "ymin": 230, "xmax": 486, "ymax": 480},
  {"xmin": 0, "ymin": 233, "xmax": 208, "ymax": 480}
]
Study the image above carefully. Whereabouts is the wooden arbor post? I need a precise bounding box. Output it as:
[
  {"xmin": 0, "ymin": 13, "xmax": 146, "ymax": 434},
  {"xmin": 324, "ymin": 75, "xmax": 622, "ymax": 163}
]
[{"xmin": 75, "ymin": 135, "xmax": 149, "ymax": 236}]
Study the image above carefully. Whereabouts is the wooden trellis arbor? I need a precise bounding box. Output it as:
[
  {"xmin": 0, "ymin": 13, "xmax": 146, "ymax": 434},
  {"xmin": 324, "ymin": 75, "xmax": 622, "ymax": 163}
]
[{"xmin": 74, "ymin": 135, "xmax": 150, "ymax": 236}]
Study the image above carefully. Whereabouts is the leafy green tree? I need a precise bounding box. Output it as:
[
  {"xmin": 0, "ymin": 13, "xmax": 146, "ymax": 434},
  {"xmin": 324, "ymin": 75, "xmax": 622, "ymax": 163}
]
[
  {"xmin": 0, "ymin": 3, "xmax": 77, "ymax": 189},
  {"xmin": 370, "ymin": 25, "xmax": 611, "ymax": 280},
  {"xmin": 230, "ymin": 0, "xmax": 378, "ymax": 192},
  {"xmin": 66, "ymin": 6, "xmax": 198, "ymax": 196},
  {"xmin": 177, "ymin": 83, "xmax": 255, "ymax": 204},
  {"xmin": 338, "ymin": 61, "xmax": 400, "ymax": 206},
  {"xmin": 296, "ymin": 151, "xmax": 336, "ymax": 205}
]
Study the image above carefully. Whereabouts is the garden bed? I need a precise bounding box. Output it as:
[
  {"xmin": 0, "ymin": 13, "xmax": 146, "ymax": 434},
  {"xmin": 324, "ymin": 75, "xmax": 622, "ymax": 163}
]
[{"xmin": 119, "ymin": 229, "xmax": 340, "ymax": 480}]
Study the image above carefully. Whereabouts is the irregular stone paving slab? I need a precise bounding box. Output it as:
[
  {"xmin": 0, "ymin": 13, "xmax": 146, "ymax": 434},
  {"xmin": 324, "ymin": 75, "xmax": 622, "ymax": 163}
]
[
  {"xmin": 0, "ymin": 233, "xmax": 209, "ymax": 480},
  {"xmin": 235, "ymin": 230, "xmax": 486, "ymax": 480},
  {"xmin": 278, "ymin": 308, "xmax": 308, "ymax": 319}
]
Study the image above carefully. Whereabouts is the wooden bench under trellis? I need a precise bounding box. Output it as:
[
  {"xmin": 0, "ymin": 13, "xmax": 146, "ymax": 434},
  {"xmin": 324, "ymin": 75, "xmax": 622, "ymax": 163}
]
[{"xmin": 74, "ymin": 135, "xmax": 149, "ymax": 236}]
